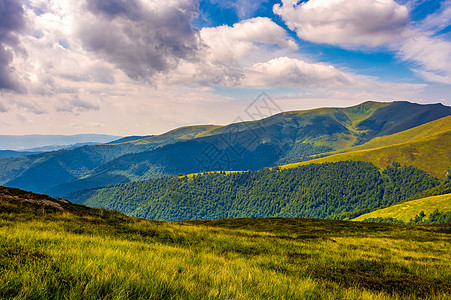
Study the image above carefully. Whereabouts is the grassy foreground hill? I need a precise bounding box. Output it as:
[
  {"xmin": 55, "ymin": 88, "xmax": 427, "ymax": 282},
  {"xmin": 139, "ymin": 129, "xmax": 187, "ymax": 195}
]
[
  {"xmin": 354, "ymin": 194, "xmax": 451, "ymax": 223},
  {"xmin": 1, "ymin": 186, "xmax": 450, "ymax": 299}
]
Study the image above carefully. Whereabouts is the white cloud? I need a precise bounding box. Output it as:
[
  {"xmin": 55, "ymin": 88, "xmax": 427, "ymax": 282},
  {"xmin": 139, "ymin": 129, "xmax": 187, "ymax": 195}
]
[
  {"xmin": 273, "ymin": 0, "xmax": 409, "ymax": 48},
  {"xmin": 416, "ymin": 0, "xmax": 451, "ymax": 33},
  {"xmin": 394, "ymin": 31, "xmax": 451, "ymax": 83},
  {"xmin": 162, "ymin": 17, "xmax": 298, "ymax": 86},
  {"xmin": 0, "ymin": 101, "xmax": 8, "ymax": 113},
  {"xmin": 200, "ymin": 17, "xmax": 298, "ymax": 64},
  {"xmin": 274, "ymin": 0, "xmax": 451, "ymax": 84},
  {"xmin": 243, "ymin": 57, "xmax": 359, "ymax": 88},
  {"xmin": 393, "ymin": 1, "xmax": 451, "ymax": 83}
]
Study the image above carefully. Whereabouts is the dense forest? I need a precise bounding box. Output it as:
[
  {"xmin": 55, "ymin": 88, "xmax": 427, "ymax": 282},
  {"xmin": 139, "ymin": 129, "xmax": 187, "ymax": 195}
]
[{"xmin": 67, "ymin": 161, "xmax": 440, "ymax": 221}]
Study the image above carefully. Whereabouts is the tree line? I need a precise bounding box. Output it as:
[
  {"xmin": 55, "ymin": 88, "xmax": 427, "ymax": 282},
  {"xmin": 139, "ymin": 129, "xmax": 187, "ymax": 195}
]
[{"xmin": 68, "ymin": 161, "xmax": 443, "ymax": 221}]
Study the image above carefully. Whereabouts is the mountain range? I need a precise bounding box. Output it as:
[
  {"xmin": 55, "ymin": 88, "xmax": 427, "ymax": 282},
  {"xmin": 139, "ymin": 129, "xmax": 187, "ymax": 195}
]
[
  {"xmin": 0, "ymin": 134, "xmax": 121, "ymax": 151},
  {"xmin": 1, "ymin": 101, "xmax": 450, "ymax": 198}
]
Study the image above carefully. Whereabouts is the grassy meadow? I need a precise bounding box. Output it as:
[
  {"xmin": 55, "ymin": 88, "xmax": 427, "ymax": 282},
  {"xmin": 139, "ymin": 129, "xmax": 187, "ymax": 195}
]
[
  {"xmin": 280, "ymin": 131, "xmax": 451, "ymax": 178},
  {"xmin": 1, "ymin": 191, "xmax": 450, "ymax": 299},
  {"xmin": 279, "ymin": 116, "xmax": 451, "ymax": 178},
  {"xmin": 354, "ymin": 194, "xmax": 451, "ymax": 223}
]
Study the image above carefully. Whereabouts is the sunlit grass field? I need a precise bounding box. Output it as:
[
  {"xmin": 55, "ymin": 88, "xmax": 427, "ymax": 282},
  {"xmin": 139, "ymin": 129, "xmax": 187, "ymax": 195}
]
[
  {"xmin": 279, "ymin": 131, "xmax": 451, "ymax": 178},
  {"xmin": 1, "ymin": 192, "xmax": 450, "ymax": 299},
  {"xmin": 279, "ymin": 116, "xmax": 451, "ymax": 178},
  {"xmin": 354, "ymin": 194, "xmax": 451, "ymax": 223}
]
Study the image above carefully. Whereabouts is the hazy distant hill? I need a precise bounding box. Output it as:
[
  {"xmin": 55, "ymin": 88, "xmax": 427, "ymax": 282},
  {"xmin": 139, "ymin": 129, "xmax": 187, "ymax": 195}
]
[
  {"xmin": 1, "ymin": 101, "xmax": 451, "ymax": 196},
  {"xmin": 0, "ymin": 126, "xmax": 224, "ymax": 194},
  {"xmin": 0, "ymin": 134, "xmax": 122, "ymax": 151},
  {"xmin": 0, "ymin": 150, "xmax": 41, "ymax": 159}
]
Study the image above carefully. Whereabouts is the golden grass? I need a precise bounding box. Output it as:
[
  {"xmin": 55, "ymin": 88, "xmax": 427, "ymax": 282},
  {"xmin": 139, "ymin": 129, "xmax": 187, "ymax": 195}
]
[
  {"xmin": 1, "ymin": 195, "xmax": 450, "ymax": 299},
  {"xmin": 354, "ymin": 194, "xmax": 451, "ymax": 223},
  {"xmin": 279, "ymin": 130, "xmax": 451, "ymax": 178}
]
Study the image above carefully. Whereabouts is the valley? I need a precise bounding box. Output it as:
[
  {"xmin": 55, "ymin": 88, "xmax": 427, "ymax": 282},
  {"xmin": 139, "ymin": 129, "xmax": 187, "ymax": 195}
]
[{"xmin": 1, "ymin": 101, "xmax": 450, "ymax": 198}]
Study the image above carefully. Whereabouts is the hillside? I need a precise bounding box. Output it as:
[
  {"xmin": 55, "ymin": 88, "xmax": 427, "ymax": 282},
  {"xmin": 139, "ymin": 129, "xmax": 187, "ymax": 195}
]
[
  {"xmin": 1, "ymin": 186, "xmax": 450, "ymax": 299},
  {"xmin": 342, "ymin": 114, "xmax": 451, "ymax": 151},
  {"xmin": 280, "ymin": 115, "xmax": 451, "ymax": 178},
  {"xmin": 65, "ymin": 161, "xmax": 440, "ymax": 221},
  {"xmin": 354, "ymin": 193, "xmax": 451, "ymax": 223},
  {"xmin": 0, "ymin": 126, "xmax": 222, "ymax": 194},
  {"xmin": 30, "ymin": 101, "xmax": 451, "ymax": 197}
]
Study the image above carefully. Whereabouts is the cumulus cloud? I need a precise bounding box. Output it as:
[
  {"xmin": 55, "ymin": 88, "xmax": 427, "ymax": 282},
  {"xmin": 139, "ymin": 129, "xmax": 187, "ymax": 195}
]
[
  {"xmin": 14, "ymin": 99, "xmax": 47, "ymax": 114},
  {"xmin": 274, "ymin": 0, "xmax": 451, "ymax": 84},
  {"xmin": 274, "ymin": 0, "xmax": 409, "ymax": 48},
  {"xmin": 201, "ymin": 17, "xmax": 297, "ymax": 64},
  {"xmin": 59, "ymin": 66, "xmax": 116, "ymax": 85},
  {"xmin": 78, "ymin": 0, "xmax": 201, "ymax": 81},
  {"xmin": 0, "ymin": 0, "xmax": 25, "ymax": 91},
  {"xmin": 165, "ymin": 17, "xmax": 298, "ymax": 86},
  {"xmin": 243, "ymin": 57, "xmax": 358, "ymax": 88}
]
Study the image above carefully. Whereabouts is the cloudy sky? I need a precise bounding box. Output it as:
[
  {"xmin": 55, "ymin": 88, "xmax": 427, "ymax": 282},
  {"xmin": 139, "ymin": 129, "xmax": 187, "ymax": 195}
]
[{"xmin": 0, "ymin": 0, "xmax": 450, "ymax": 135}]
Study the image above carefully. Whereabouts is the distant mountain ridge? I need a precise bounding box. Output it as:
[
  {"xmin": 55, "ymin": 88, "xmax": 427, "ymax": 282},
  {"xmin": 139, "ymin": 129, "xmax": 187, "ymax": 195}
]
[
  {"xmin": 0, "ymin": 134, "xmax": 122, "ymax": 151},
  {"xmin": 0, "ymin": 150, "xmax": 41, "ymax": 159},
  {"xmin": 1, "ymin": 101, "xmax": 450, "ymax": 196}
]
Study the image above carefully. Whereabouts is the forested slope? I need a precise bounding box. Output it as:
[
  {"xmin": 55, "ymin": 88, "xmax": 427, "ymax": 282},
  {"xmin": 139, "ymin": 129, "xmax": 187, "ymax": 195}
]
[{"xmin": 66, "ymin": 162, "xmax": 439, "ymax": 221}]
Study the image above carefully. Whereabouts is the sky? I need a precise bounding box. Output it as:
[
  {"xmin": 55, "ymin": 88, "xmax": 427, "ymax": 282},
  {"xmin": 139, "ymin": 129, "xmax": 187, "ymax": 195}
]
[{"xmin": 0, "ymin": 0, "xmax": 450, "ymax": 136}]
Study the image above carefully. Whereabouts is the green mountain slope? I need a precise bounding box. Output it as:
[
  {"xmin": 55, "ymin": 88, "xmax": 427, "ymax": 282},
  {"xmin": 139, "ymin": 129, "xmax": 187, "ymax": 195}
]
[
  {"xmin": 2, "ymin": 101, "xmax": 451, "ymax": 196},
  {"xmin": 281, "ymin": 115, "xmax": 451, "ymax": 178},
  {"xmin": 65, "ymin": 162, "xmax": 439, "ymax": 221},
  {"xmin": 353, "ymin": 193, "xmax": 451, "ymax": 223},
  {"xmin": 46, "ymin": 101, "xmax": 451, "ymax": 196},
  {"xmin": 121, "ymin": 125, "xmax": 222, "ymax": 145},
  {"xmin": 354, "ymin": 102, "xmax": 450, "ymax": 142},
  {"xmin": 1, "ymin": 186, "xmax": 450, "ymax": 299}
]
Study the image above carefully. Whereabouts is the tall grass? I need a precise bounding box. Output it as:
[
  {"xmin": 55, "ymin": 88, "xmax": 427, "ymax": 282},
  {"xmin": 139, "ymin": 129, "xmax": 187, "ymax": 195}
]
[{"xmin": 1, "ymin": 198, "xmax": 450, "ymax": 299}]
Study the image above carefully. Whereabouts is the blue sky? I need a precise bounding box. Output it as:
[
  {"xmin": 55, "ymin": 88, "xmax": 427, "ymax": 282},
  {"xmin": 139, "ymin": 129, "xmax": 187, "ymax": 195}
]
[
  {"xmin": 197, "ymin": 0, "xmax": 448, "ymax": 84},
  {"xmin": 0, "ymin": 0, "xmax": 450, "ymax": 135}
]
